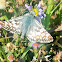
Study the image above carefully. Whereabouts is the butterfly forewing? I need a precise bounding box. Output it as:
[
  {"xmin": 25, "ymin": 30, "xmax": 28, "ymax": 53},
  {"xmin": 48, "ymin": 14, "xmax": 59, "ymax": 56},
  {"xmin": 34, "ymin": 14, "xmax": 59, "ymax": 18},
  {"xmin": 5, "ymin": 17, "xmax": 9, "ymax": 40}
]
[
  {"xmin": 26, "ymin": 19, "xmax": 53, "ymax": 43},
  {"xmin": 0, "ymin": 16, "xmax": 24, "ymax": 34}
]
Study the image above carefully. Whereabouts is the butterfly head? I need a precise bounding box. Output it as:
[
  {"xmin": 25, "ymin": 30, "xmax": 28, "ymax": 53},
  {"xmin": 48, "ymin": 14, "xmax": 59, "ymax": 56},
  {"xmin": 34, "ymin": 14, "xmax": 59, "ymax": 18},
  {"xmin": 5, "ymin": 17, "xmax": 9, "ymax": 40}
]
[{"xmin": 30, "ymin": 11, "xmax": 35, "ymax": 16}]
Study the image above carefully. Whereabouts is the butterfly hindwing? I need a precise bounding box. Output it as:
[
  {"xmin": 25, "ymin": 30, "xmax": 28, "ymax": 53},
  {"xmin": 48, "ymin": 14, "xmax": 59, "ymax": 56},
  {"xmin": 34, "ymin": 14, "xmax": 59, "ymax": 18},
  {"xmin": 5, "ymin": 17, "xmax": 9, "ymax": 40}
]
[{"xmin": 26, "ymin": 18, "xmax": 53, "ymax": 43}]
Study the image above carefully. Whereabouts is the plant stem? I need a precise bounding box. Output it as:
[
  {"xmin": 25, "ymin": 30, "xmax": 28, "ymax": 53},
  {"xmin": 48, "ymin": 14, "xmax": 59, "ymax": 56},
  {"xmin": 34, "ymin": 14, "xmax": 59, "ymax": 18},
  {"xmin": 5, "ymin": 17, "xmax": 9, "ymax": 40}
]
[
  {"xmin": 21, "ymin": 42, "xmax": 32, "ymax": 58},
  {"xmin": 51, "ymin": 1, "xmax": 62, "ymax": 15}
]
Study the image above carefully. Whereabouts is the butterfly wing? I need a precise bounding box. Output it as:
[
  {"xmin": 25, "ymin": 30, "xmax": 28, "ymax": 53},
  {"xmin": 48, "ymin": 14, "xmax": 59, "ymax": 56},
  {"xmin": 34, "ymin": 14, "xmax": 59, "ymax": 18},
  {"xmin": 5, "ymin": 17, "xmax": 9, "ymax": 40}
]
[
  {"xmin": 26, "ymin": 18, "xmax": 53, "ymax": 43},
  {"xmin": 0, "ymin": 16, "xmax": 24, "ymax": 34}
]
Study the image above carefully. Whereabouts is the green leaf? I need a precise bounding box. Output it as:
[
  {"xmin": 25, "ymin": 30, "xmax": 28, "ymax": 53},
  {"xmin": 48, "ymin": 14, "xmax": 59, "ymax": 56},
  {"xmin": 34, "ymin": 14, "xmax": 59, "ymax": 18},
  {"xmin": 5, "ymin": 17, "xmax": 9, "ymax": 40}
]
[
  {"xmin": 0, "ymin": 38, "xmax": 4, "ymax": 43},
  {"xmin": 21, "ymin": 42, "xmax": 32, "ymax": 58},
  {"xmin": 47, "ymin": 0, "xmax": 54, "ymax": 14}
]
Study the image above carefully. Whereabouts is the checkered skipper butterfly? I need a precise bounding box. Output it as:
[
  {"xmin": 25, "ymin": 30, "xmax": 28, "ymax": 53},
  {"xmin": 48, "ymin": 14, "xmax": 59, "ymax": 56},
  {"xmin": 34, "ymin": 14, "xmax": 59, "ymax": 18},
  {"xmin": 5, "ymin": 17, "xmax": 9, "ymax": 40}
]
[{"xmin": 0, "ymin": 4, "xmax": 53, "ymax": 43}]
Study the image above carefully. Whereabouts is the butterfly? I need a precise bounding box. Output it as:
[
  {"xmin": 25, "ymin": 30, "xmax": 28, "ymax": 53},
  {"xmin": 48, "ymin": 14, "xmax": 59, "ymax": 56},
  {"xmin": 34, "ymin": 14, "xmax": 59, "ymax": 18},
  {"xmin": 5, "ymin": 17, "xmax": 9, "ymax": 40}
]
[{"xmin": 0, "ymin": 11, "xmax": 53, "ymax": 43}]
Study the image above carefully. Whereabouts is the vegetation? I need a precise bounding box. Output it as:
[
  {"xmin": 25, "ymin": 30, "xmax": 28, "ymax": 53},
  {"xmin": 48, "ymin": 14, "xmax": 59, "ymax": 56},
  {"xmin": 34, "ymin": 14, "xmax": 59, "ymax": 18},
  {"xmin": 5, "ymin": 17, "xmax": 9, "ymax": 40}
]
[{"xmin": 0, "ymin": 0, "xmax": 62, "ymax": 62}]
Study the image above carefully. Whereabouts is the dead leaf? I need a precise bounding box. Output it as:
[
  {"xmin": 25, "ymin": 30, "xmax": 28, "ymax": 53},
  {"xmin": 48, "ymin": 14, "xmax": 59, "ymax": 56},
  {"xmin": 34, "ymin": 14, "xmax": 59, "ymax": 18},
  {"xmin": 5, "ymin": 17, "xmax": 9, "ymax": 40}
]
[{"xmin": 55, "ymin": 21, "xmax": 62, "ymax": 31}]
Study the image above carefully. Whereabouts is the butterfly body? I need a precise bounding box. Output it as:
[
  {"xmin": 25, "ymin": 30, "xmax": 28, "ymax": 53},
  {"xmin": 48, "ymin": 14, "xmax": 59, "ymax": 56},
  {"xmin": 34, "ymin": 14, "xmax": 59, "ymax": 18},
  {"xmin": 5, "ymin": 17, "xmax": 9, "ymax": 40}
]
[
  {"xmin": 0, "ymin": 11, "xmax": 53, "ymax": 43},
  {"xmin": 21, "ymin": 12, "xmax": 34, "ymax": 38}
]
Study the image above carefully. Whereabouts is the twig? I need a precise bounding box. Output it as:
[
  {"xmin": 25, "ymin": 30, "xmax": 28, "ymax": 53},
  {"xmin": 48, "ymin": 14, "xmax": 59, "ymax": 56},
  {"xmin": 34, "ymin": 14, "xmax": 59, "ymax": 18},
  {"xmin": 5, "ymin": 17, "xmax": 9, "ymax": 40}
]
[
  {"xmin": 53, "ymin": 36, "xmax": 62, "ymax": 48},
  {"xmin": 2, "ymin": 36, "xmax": 13, "ymax": 39}
]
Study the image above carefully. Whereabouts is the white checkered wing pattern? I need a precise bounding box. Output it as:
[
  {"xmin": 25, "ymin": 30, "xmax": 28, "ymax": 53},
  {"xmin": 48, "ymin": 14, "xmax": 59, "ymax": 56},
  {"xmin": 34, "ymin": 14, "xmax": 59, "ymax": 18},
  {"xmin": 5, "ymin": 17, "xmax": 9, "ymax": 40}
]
[
  {"xmin": 0, "ymin": 13, "xmax": 53, "ymax": 43},
  {"xmin": 0, "ymin": 16, "xmax": 23, "ymax": 34},
  {"xmin": 26, "ymin": 19, "xmax": 53, "ymax": 43}
]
